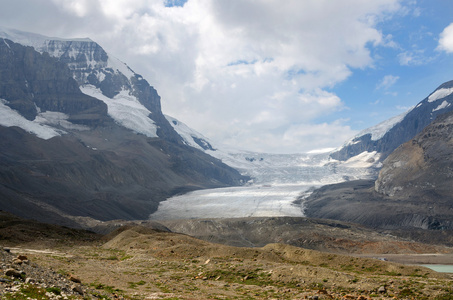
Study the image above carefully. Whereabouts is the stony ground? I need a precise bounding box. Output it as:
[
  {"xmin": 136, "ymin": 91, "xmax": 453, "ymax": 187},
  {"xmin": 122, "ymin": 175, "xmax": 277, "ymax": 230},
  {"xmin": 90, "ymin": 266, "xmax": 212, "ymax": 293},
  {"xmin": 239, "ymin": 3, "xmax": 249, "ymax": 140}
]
[{"xmin": 2, "ymin": 225, "xmax": 452, "ymax": 300}]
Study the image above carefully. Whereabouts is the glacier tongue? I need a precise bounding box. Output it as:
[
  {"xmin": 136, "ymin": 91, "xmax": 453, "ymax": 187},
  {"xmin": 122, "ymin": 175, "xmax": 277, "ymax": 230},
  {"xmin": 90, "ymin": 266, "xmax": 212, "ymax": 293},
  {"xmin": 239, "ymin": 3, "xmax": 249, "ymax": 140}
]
[{"xmin": 150, "ymin": 144, "xmax": 381, "ymax": 220}]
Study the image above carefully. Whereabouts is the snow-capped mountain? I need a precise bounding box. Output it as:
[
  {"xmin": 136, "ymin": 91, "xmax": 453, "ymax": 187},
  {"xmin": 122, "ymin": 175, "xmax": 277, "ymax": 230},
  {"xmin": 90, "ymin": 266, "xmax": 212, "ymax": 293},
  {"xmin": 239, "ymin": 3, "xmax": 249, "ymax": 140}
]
[
  {"xmin": 0, "ymin": 28, "xmax": 246, "ymax": 227},
  {"xmin": 0, "ymin": 26, "xmax": 181, "ymax": 143},
  {"xmin": 331, "ymin": 80, "xmax": 453, "ymax": 161}
]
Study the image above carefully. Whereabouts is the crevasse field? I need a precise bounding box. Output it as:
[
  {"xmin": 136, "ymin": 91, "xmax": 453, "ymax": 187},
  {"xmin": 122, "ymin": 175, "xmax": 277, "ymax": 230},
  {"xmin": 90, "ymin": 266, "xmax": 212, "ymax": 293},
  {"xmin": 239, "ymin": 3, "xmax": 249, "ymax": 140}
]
[{"xmin": 150, "ymin": 151, "xmax": 380, "ymax": 220}]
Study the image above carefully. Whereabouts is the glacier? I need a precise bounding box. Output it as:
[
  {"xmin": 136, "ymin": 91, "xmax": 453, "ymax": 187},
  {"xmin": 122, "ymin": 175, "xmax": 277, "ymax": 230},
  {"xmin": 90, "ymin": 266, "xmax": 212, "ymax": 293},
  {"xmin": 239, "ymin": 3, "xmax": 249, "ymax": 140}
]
[{"xmin": 150, "ymin": 116, "xmax": 381, "ymax": 220}]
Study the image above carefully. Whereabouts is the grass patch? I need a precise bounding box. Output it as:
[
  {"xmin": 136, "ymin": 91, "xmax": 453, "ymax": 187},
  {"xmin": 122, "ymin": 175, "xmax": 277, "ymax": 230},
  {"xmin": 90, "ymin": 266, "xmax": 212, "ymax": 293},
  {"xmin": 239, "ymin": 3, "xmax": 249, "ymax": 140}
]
[
  {"xmin": 45, "ymin": 286, "xmax": 61, "ymax": 295},
  {"xmin": 3, "ymin": 284, "xmax": 47, "ymax": 300},
  {"xmin": 90, "ymin": 282, "xmax": 123, "ymax": 294},
  {"xmin": 128, "ymin": 280, "xmax": 146, "ymax": 289}
]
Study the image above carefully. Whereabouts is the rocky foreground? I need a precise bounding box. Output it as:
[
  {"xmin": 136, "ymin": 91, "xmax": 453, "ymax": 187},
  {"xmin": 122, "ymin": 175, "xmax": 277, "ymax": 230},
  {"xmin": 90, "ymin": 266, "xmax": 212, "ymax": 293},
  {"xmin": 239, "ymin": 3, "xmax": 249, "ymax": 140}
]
[
  {"xmin": 0, "ymin": 247, "xmax": 121, "ymax": 299},
  {"xmin": 0, "ymin": 220, "xmax": 452, "ymax": 300}
]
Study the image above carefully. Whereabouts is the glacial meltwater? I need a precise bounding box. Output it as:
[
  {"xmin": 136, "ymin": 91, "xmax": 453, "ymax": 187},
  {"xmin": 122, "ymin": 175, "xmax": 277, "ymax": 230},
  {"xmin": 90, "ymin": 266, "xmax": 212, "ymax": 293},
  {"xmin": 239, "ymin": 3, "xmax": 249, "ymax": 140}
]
[{"xmin": 421, "ymin": 265, "xmax": 453, "ymax": 273}]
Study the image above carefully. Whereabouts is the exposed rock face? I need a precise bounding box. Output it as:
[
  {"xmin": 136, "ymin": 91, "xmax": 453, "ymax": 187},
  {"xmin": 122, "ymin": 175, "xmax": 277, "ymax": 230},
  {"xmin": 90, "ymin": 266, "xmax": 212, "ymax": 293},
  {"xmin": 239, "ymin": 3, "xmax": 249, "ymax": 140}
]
[
  {"xmin": 375, "ymin": 109, "xmax": 453, "ymax": 201},
  {"xmin": 0, "ymin": 39, "xmax": 108, "ymax": 124},
  {"xmin": 331, "ymin": 80, "xmax": 453, "ymax": 162},
  {"xmin": 305, "ymin": 109, "xmax": 453, "ymax": 230}
]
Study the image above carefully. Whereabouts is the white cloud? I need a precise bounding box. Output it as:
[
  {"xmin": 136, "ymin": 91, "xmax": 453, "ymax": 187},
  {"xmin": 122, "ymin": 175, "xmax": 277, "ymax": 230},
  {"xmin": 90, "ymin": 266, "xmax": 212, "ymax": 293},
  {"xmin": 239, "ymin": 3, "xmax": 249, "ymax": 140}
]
[
  {"xmin": 0, "ymin": 0, "xmax": 403, "ymax": 153},
  {"xmin": 397, "ymin": 49, "xmax": 433, "ymax": 66},
  {"xmin": 438, "ymin": 22, "xmax": 453, "ymax": 53},
  {"xmin": 376, "ymin": 75, "xmax": 399, "ymax": 90}
]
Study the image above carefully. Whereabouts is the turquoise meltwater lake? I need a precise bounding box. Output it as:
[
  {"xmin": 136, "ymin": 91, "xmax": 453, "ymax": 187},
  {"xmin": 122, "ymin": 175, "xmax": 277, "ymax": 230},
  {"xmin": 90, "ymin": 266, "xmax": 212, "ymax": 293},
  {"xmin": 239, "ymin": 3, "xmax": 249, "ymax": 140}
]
[{"xmin": 421, "ymin": 265, "xmax": 453, "ymax": 273}]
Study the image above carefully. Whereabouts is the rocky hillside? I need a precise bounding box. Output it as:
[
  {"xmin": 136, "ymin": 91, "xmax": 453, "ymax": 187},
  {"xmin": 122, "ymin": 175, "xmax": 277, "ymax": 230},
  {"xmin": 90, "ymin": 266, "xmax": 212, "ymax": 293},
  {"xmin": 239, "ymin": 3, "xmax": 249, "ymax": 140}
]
[
  {"xmin": 305, "ymin": 108, "xmax": 453, "ymax": 231},
  {"xmin": 0, "ymin": 32, "xmax": 247, "ymax": 227},
  {"xmin": 331, "ymin": 80, "xmax": 453, "ymax": 162}
]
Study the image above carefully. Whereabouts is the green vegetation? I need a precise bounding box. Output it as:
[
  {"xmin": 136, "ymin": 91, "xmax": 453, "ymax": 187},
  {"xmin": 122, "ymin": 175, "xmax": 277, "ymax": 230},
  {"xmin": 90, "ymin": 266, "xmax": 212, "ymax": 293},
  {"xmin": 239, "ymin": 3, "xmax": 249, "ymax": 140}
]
[
  {"xmin": 127, "ymin": 280, "xmax": 146, "ymax": 288},
  {"xmin": 3, "ymin": 284, "xmax": 47, "ymax": 300}
]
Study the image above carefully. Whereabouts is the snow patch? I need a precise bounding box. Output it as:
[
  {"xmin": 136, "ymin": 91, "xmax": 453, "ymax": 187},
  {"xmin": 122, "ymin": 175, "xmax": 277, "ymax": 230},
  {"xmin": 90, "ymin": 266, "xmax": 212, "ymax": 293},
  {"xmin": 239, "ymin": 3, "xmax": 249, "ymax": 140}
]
[
  {"xmin": 34, "ymin": 111, "xmax": 89, "ymax": 131},
  {"xmin": 428, "ymin": 87, "xmax": 453, "ymax": 103},
  {"xmin": 0, "ymin": 99, "xmax": 62, "ymax": 139},
  {"xmin": 433, "ymin": 100, "xmax": 450, "ymax": 112},
  {"xmin": 165, "ymin": 115, "xmax": 214, "ymax": 150},
  {"xmin": 107, "ymin": 56, "xmax": 135, "ymax": 79},
  {"xmin": 341, "ymin": 151, "xmax": 381, "ymax": 168},
  {"xmin": 2, "ymin": 39, "xmax": 11, "ymax": 49},
  {"xmin": 80, "ymin": 85, "xmax": 158, "ymax": 137},
  {"xmin": 306, "ymin": 147, "xmax": 336, "ymax": 154},
  {"xmin": 97, "ymin": 71, "xmax": 106, "ymax": 82}
]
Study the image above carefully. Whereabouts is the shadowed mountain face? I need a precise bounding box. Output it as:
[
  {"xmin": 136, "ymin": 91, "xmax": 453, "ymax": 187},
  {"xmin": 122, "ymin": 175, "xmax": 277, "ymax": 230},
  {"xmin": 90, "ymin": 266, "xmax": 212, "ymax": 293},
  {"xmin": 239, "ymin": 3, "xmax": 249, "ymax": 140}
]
[
  {"xmin": 305, "ymin": 109, "xmax": 453, "ymax": 230},
  {"xmin": 0, "ymin": 38, "xmax": 247, "ymax": 227}
]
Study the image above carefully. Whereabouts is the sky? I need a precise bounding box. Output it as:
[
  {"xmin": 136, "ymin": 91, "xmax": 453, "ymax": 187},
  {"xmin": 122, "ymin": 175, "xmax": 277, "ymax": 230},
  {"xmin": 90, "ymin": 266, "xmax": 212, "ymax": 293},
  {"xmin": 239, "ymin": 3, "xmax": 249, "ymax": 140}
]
[{"xmin": 1, "ymin": 0, "xmax": 453, "ymax": 154}]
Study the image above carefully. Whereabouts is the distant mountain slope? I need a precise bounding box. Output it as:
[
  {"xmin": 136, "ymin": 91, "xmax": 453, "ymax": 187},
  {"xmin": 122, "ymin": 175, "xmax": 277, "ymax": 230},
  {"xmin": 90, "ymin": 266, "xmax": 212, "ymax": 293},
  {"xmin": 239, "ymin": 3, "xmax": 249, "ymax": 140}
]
[
  {"xmin": 331, "ymin": 80, "xmax": 453, "ymax": 161},
  {"xmin": 0, "ymin": 30, "xmax": 247, "ymax": 226},
  {"xmin": 305, "ymin": 108, "xmax": 453, "ymax": 230}
]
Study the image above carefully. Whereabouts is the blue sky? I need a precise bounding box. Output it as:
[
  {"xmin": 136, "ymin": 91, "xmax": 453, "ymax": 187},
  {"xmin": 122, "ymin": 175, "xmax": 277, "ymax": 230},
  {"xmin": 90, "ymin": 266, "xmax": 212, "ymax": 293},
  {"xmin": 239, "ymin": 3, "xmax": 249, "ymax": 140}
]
[
  {"xmin": 0, "ymin": 0, "xmax": 453, "ymax": 153},
  {"xmin": 331, "ymin": 0, "xmax": 453, "ymax": 130}
]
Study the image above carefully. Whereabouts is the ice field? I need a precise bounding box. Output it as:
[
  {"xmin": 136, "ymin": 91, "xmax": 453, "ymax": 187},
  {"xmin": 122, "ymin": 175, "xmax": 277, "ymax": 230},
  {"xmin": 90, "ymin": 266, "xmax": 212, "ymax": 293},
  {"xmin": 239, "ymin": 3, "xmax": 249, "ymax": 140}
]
[{"xmin": 150, "ymin": 151, "xmax": 380, "ymax": 220}]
